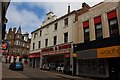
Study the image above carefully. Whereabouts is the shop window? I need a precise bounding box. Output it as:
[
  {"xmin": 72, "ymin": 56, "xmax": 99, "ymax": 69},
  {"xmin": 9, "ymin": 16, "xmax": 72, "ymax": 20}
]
[
  {"xmin": 38, "ymin": 41, "xmax": 41, "ymax": 48},
  {"xmin": 45, "ymin": 39, "xmax": 48, "ymax": 47},
  {"xmin": 33, "ymin": 43, "xmax": 35, "ymax": 50},
  {"xmin": 54, "ymin": 23, "xmax": 58, "ymax": 31},
  {"xmin": 64, "ymin": 18, "xmax": 68, "ymax": 26},
  {"xmin": 53, "ymin": 36, "xmax": 57, "ymax": 45},
  {"xmin": 64, "ymin": 32, "xmax": 68, "ymax": 43},
  {"xmin": 107, "ymin": 10, "xmax": 119, "ymax": 37},
  {"xmin": 83, "ymin": 21, "xmax": 89, "ymax": 42},
  {"xmin": 94, "ymin": 16, "xmax": 103, "ymax": 39}
]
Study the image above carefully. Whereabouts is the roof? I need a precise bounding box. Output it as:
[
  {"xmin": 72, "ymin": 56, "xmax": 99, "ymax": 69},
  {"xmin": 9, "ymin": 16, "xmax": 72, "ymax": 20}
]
[{"xmin": 31, "ymin": 10, "xmax": 76, "ymax": 34}]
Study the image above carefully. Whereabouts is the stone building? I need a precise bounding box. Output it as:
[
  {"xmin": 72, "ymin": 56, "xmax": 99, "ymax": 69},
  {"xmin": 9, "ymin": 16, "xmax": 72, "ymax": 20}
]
[{"xmin": 4, "ymin": 26, "xmax": 31, "ymax": 63}]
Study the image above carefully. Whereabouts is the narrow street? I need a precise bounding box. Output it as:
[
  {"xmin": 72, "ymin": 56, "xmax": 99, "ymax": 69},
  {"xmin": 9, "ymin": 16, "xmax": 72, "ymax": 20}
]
[{"xmin": 2, "ymin": 63, "xmax": 93, "ymax": 80}]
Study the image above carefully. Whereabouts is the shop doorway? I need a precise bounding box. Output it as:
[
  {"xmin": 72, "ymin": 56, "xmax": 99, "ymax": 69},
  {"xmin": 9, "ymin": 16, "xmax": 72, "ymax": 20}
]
[{"xmin": 108, "ymin": 58, "xmax": 120, "ymax": 80}]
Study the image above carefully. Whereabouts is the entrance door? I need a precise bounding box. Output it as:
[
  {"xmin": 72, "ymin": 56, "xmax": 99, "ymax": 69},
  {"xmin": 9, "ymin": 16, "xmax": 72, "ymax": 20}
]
[{"xmin": 108, "ymin": 58, "xmax": 120, "ymax": 80}]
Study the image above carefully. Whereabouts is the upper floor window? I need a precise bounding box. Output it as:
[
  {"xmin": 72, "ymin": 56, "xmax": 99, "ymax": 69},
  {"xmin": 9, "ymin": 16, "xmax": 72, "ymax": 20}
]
[
  {"xmin": 33, "ymin": 43, "xmax": 35, "ymax": 50},
  {"xmin": 54, "ymin": 23, "xmax": 58, "ymax": 31},
  {"xmin": 24, "ymin": 37, "xmax": 28, "ymax": 41},
  {"xmin": 40, "ymin": 30, "xmax": 42, "ymax": 36},
  {"xmin": 16, "ymin": 40, "xmax": 20, "ymax": 45},
  {"xmin": 34, "ymin": 33, "xmax": 37, "ymax": 39},
  {"xmin": 83, "ymin": 21, "xmax": 89, "ymax": 42},
  {"xmin": 45, "ymin": 39, "xmax": 48, "ymax": 47},
  {"xmin": 94, "ymin": 16, "xmax": 103, "ymax": 39},
  {"xmin": 53, "ymin": 36, "xmax": 57, "ymax": 45},
  {"xmin": 38, "ymin": 41, "xmax": 41, "ymax": 48},
  {"xmin": 64, "ymin": 32, "xmax": 68, "ymax": 43},
  {"xmin": 64, "ymin": 18, "xmax": 68, "ymax": 26},
  {"xmin": 107, "ymin": 10, "xmax": 119, "ymax": 37}
]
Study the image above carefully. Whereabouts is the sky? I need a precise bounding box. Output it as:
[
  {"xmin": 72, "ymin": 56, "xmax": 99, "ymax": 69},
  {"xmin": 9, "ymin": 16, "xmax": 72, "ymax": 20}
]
[{"xmin": 6, "ymin": 0, "xmax": 105, "ymax": 37}]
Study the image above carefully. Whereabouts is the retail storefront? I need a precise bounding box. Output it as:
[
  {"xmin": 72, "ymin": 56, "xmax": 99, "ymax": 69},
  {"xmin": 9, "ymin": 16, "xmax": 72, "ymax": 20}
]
[
  {"xmin": 75, "ymin": 46, "xmax": 120, "ymax": 79},
  {"xmin": 41, "ymin": 43, "xmax": 71, "ymax": 73},
  {"xmin": 76, "ymin": 49, "xmax": 108, "ymax": 78},
  {"xmin": 28, "ymin": 53, "xmax": 40, "ymax": 68},
  {"xmin": 97, "ymin": 46, "xmax": 120, "ymax": 79}
]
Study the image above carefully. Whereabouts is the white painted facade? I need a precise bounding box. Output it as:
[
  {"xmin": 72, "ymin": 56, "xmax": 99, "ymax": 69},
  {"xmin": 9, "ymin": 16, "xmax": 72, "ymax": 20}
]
[{"xmin": 30, "ymin": 11, "xmax": 75, "ymax": 53}]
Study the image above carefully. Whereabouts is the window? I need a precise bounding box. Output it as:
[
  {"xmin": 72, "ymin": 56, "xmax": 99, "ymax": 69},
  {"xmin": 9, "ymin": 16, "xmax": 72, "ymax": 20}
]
[
  {"xmin": 54, "ymin": 23, "xmax": 58, "ymax": 31},
  {"xmin": 53, "ymin": 36, "xmax": 57, "ymax": 45},
  {"xmin": 83, "ymin": 21, "xmax": 89, "ymax": 42},
  {"xmin": 95, "ymin": 24, "xmax": 103, "ymax": 39},
  {"xmin": 64, "ymin": 18, "xmax": 68, "ymax": 26},
  {"xmin": 107, "ymin": 10, "xmax": 119, "ymax": 37},
  {"xmin": 34, "ymin": 33, "xmax": 37, "ymax": 39},
  {"xmin": 33, "ymin": 43, "xmax": 35, "ymax": 50},
  {"xmin": 84, "ymin": 27, "xmax": 89, "ymax": 42},
  {"xmin": 38, "ymin": 41, "xmax": 41, "ymax": 48},
  {"xmin": 108, "ymin": 18, "xmax": 119, "ymax": 37},
  {"xmin": 16, "ymin": 40, "xmax": 20, "ymax": 45},
  {"xmin": 45, "ymin": 39, "xmax": 48, "ymax": 47},
  {"xmin": 23, "ymin": 43, "xmax": 25, "ymax": 47},
  {"xmin": 94, "ymin": 16, "xmax": 103, "ymax": 39},
  {"xmin": 64, "ymin": 32, "xmax": 68, "ymax": 43},
  {"xmin": 40, "ymin": 30, "xmax": 42, "ymax": 36}
]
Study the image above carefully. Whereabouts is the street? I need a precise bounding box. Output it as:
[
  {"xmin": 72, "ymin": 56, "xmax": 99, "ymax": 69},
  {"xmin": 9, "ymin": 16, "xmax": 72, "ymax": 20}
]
[{"xmin": 2, "ymin": 63, "xmax": 93, "ymax": 80}]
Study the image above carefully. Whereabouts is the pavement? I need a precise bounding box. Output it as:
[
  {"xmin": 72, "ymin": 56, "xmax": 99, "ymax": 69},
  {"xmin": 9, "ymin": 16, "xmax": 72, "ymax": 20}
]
[{"xmin": 24, "ymin": 64, "xmax": 93, "ymax": 80}]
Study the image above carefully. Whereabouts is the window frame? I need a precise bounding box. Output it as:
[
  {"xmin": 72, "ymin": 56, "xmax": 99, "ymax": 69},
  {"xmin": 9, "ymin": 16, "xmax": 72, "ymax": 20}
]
[
  {"xmin": 64, "ymin": 18, "xmax": 68, "ymax": 27},
  {"xmin": 84, "ymin": 27, "xmax": 89, "ymax": 42},
  {"xmin": 64, "ymin": 32, "xmax": 68, "ymax": 43},
  {"xmin": 95, "ymin": 23, "xmax": 103, "ymax": 40},
  {"xmin": 53, "ymin": 36, "xmax": 57, "ymax": 45},
  {"xmin": 108, "ymin": 17, "xmax": 119, "ymax": 37}
]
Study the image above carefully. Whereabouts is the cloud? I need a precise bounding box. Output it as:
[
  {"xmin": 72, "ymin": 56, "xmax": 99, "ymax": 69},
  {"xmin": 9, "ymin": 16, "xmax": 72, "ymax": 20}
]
[
  {"xmin": 6, "ymin": 1, "xmax": 104, "ymax": 38},
  {"xmin": 25, "ymin": 1, "xmax": 104, "ymax": 17},
  {"xmin": 6, "ymin": 3, "xmax": 42, "ymax": 35}
]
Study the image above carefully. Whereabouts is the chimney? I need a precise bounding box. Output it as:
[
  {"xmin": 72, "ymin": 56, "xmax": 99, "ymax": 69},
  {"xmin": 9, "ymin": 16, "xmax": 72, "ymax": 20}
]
[
  {"xmin": 82, "ymin": 2, "xmax": 90, "ymax": 9},
  {"xmin": 13, "ymin": 27, "xmax": 16, "ymax": 33},
  {"xmin": 68, "ymin": 3, "xmax": 70, "ymax": 13}
]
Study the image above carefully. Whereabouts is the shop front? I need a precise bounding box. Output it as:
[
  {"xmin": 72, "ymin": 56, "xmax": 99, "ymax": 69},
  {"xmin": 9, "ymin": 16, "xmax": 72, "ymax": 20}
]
[
  {"xmin": 28, "ymin": 52, "xmax": 40, "ymax": 68},
  {"xmin": 97, "ymin": 46, "xmax": 120, "ymax": 79},
  {"xmin": 41, "ymin": 43, "xmax": 71, "ymax": 73},
  {"xmin": 76, "ymin": 49, "xmax": 108, "ymax": 78}
]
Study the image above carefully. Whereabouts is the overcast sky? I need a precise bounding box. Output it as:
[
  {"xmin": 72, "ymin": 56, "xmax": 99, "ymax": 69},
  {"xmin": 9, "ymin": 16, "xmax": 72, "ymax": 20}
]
[{"xmin": 6, "ymin": 0, "xmax": 105, "ymax": 37}]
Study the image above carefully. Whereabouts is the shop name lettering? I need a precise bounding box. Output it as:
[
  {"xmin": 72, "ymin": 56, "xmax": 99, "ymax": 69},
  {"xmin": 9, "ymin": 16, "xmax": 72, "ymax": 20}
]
[
  {"xmin": 100, "ymin": 47, "xmax": 120, "ymax": 55},
  {"xmin": 41, "ymin": 44, "xmax": 71, "ymax": 52}
]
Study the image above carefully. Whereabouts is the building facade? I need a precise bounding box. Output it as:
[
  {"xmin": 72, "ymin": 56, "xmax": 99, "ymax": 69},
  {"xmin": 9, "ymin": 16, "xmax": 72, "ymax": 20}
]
[
  {"xmin": 74, "ymin": 1, "xmax": 120, "ymax": 78},
  {"xmin": 3, "ymin": 27, "xmax": 31, "ymax": 63},
  {"xmin": 29, "ymin": 3, "xmax": 90, "ymax": 74}
]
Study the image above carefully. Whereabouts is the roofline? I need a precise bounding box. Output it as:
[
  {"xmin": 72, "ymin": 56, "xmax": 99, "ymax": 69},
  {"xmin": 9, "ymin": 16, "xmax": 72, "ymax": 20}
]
[{"xmin": 31, "ymin": 10, "xmax": 76, "ymax": 34}]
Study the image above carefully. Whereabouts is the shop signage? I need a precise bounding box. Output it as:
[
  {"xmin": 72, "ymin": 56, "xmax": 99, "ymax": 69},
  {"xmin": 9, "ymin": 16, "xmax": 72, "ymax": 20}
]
[
  {"xmin": 43, "ymin": 49, "xmax": 70, "ymax": 56},
  {"xmin": 28, "ymin": 53, "xmax": 40, "ymax": 58},
  {"xmin": 41, "ymin": 44, "xmax": 71, "ymax": 53},
  {"xmin": 72, "ymin": 53, "xmax": 77, "ymax": 57},
  {"xmin": 97, "ymin": 46, "xmax": 120, "ymax": 58}
]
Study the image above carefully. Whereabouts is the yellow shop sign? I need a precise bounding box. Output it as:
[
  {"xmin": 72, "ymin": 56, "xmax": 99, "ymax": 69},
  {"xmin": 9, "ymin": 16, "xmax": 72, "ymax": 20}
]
[{"xmin": 97, "ymin": 46, "xmax": 120, "ymax": 58}]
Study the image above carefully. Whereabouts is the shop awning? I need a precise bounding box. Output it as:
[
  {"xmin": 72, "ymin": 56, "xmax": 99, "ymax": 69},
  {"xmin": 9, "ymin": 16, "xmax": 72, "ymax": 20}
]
[{"xmin": 28, "ymin": 53, "xmax": 40, "ymax": 58}]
